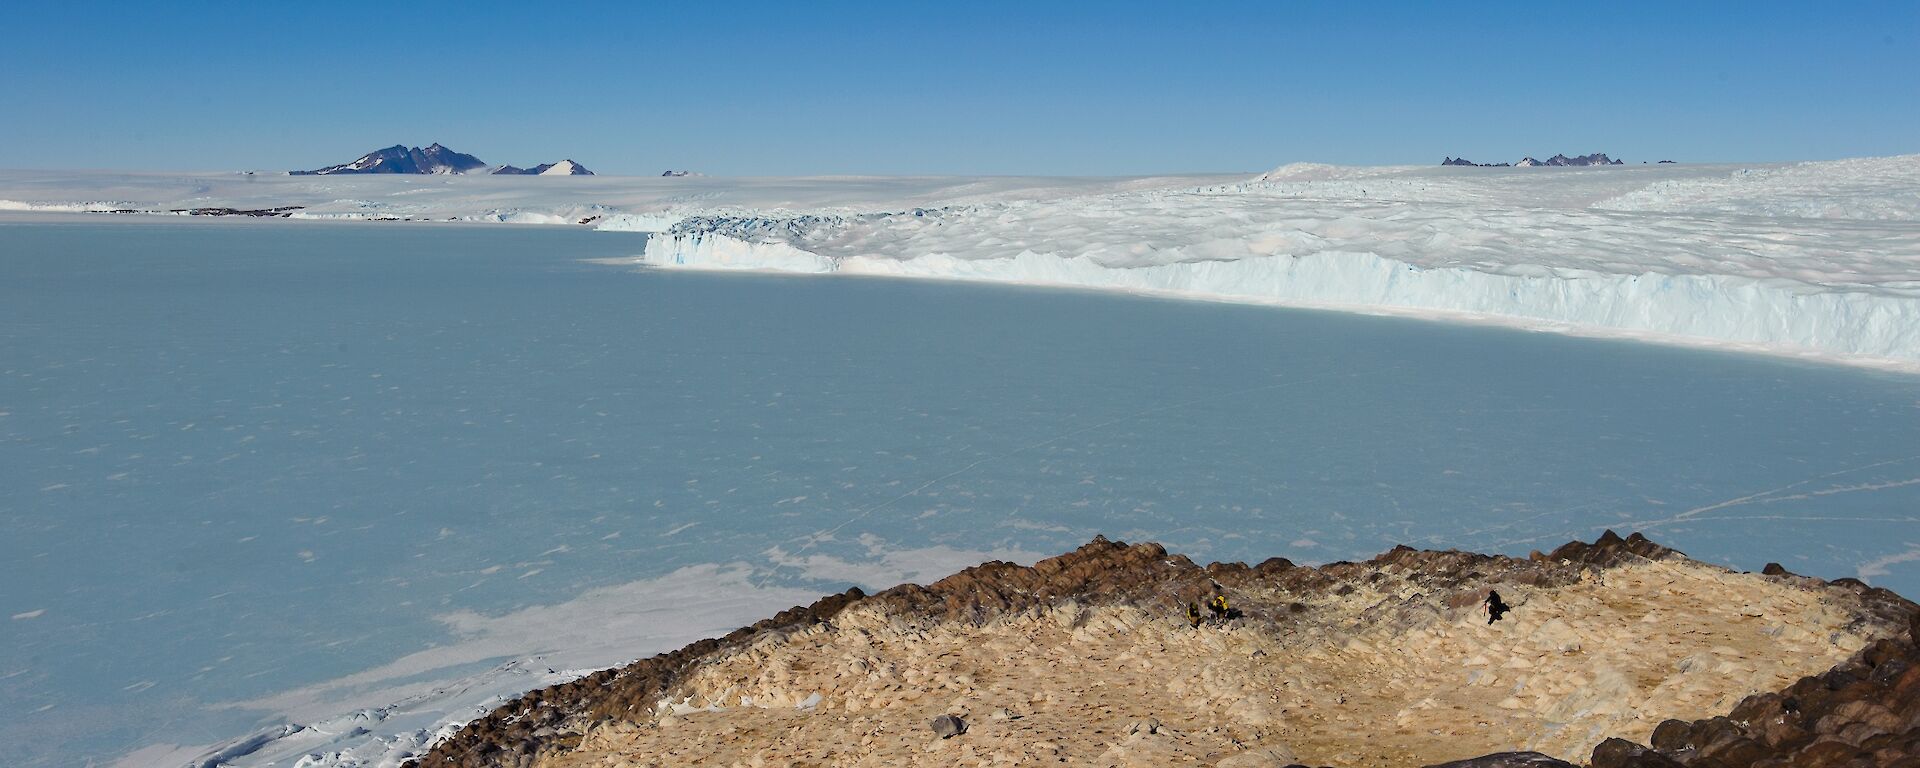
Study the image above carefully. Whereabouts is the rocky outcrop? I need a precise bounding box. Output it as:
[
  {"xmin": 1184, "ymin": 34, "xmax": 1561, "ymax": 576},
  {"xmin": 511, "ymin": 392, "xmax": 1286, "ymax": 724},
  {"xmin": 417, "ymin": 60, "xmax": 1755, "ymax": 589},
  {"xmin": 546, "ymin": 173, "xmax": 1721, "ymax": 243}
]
[
  {"xmin": 1593, "ymin": 601, "xmax": 1920, "ymax": 768},
  {"xmin": 1539, "ymin": 529, "xmax": 1673, "ymax": 566},
  {"xmin": 410, "ymin": 585, "xmax": 869, "ymax": 767},
  {"xmin": 1429, "ymin": 754, "xmax": 1580, "ymax": 768},
  {"xmin": 170, "ymin": 206, "xmax": 305, "ymax": 217},
  {"xmin": 1590, "ymin": 737, "xmax": 1685, "ymax": 767},
  {"xmin": 1444, "ymin": 153, "xmax": 1626, "ymax": 168},
  {"xmin": 402, "ymin": 532, "xmax": 1915, "ymax": 768},
  {"xmin": 1516, "ymin": 153, "xmax": 1625, "ymax": 167}
]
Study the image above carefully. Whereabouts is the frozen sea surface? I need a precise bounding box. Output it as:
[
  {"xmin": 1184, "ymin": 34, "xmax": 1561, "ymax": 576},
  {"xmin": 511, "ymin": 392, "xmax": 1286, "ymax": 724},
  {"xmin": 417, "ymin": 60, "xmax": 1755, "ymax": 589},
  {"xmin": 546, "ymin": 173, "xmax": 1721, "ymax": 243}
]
[{"xmin": 2, "ymin": 220, "xmax": 1917, "ymax": 766}]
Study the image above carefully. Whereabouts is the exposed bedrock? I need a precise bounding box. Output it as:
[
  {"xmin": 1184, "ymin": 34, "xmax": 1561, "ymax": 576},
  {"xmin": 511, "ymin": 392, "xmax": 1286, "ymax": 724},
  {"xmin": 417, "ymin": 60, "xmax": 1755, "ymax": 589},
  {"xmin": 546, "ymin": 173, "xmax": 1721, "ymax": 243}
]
[{"xmin": 406, "ymin": 532, "xmax": 1918, "ymax": 768}]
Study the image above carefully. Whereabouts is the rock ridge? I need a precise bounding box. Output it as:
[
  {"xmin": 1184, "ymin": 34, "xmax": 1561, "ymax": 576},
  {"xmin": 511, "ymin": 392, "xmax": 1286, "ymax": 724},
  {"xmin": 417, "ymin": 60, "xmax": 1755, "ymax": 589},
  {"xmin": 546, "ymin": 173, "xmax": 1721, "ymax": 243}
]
[
  {"xmin": 405, "ymin": 532, "xmax": 1916, "ymax": 768},
  {"xmin": 1444, "ymin": 153, "xmax": 1626, "ymax": 167}
]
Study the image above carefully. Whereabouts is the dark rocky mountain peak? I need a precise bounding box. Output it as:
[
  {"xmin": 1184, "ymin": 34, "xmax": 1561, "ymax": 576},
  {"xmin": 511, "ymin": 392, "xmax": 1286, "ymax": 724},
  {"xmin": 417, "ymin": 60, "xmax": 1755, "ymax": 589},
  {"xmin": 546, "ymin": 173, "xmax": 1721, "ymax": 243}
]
[
  {"xmin": 1447, "ymin": 153, "xmax": 1628, "ymax": 168},
  {"xmin": 1514, "ymin": 153, "xmax": 1624, "ymax": 168},
  {"xmin": 294, "ymin": 144, "xmax": 589, "ymax": 176},
  {"xmin": 294, "ymin": 143, "xmax": 488, "ymax": 175}
]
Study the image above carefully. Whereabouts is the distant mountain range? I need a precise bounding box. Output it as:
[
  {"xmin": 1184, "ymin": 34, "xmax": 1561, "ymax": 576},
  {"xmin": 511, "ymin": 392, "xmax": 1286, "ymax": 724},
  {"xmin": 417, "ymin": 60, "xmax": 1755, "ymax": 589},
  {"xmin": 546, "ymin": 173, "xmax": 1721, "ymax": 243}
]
[
  {"xmin": 493, "ymin": 160, "xmax": 593, "ymax": 176},
  {"xmin": 293, "ymin": 144, "xmax": 593, "ymax": 176},
  {"xmin": 1443, "ymin": 153, "xmax": 1625, "ymax": 168}
]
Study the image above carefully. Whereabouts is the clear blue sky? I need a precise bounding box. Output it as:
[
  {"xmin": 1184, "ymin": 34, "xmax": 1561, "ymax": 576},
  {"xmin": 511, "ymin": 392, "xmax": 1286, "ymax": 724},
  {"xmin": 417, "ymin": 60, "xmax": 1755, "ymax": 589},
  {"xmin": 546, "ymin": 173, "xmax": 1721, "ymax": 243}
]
[{"xmin": 3, "ymin": 1, "xmax": 1915, "ymax": 175}]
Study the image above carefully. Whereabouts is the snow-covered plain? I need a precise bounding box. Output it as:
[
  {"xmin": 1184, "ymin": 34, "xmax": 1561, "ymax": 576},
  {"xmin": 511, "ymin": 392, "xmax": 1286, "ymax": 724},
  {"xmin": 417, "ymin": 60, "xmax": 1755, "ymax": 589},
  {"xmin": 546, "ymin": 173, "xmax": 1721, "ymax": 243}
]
[
  {"xmin": 5, "ymin": 156, "xmax": 1918, "ymax": 370},
  {"xmin": 0, "ymin": 169, "xmax": 1234, "ymax": 225}
]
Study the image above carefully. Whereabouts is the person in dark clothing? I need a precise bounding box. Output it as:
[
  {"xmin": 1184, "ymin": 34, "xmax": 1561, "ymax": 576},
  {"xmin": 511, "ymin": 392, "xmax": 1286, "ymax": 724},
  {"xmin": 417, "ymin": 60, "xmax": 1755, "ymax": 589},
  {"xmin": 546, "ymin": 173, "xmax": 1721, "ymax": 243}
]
[{"xmin": 1485, "ymin": 590, "xmax": 1511, "ymax": 624}]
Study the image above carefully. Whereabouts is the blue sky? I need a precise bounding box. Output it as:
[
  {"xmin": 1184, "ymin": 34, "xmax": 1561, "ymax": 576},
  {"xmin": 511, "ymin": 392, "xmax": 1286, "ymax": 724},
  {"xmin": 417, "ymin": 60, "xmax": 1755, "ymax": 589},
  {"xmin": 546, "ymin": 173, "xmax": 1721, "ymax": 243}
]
[{"xmin": 2, "ymin": 1, "xmax": 1915, "ymax": 175}]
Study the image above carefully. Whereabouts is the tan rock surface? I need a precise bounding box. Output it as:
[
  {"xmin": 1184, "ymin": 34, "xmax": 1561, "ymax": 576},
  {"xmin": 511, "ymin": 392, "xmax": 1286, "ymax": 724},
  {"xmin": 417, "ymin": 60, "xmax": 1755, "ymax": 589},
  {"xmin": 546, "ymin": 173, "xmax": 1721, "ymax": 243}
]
[{"xmin": 538, "ymin": 559, "xmax": 1888, "ymax": 768}]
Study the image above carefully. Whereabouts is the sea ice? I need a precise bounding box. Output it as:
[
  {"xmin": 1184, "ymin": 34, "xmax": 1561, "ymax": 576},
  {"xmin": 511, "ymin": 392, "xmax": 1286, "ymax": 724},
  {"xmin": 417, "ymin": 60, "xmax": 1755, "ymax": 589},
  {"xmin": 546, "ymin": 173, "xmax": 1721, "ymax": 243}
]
[{"xmin": 2, "ymin": 157, "xmax": 1918, "ymax": 767}]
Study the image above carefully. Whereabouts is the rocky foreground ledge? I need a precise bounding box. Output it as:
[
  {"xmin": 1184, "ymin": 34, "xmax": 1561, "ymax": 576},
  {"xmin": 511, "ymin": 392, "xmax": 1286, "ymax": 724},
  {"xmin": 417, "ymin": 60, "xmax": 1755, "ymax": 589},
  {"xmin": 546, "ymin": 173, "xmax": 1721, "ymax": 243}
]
[{"xmin": 407, "ymin": 533, "xmax": 1920, "ymax": 768}]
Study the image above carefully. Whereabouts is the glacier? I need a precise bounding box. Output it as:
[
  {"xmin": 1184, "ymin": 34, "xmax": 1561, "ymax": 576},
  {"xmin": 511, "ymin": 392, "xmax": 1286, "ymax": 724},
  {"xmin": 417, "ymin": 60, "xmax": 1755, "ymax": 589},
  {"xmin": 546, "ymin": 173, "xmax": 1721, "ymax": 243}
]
[
  {"xmin": 4, "ymin": 157, "xmax": 1917, "ymax": 369},
  {"xmin": 618, "ymin": 157, "xmax": 1920, "ymax": 370}
]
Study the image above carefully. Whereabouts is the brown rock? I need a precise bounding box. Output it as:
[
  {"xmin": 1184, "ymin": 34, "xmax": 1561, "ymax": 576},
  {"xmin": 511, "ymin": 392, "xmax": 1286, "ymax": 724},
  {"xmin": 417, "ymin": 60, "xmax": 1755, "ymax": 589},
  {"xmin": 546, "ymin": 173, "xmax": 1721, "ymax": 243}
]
[
  {"xmin": 1704, "ymin": 737, "xmax": 1770, "ymax": 767},
  {"xmin": 1590, "ymin": 737, "xmax": 1685, "ymax": 768},
  {"xmin": 1545, "ymin": 530, "xmax": 1675, "ymax": 566},
  {"xmin": 1692, "ymin": 716, "xmax": 1769, "ymax": 767},
  {"xmin": 1750, "ymin": 715, "xmax": 1811, "ymax": 751},
  {"xmin": 1730, "ymin": 692, "xmax": 1784, "ymax": 723},
  {"xmin": 1834, "ymin": 721, "xmax": 1888, "ymax": 748},
  {"xmin": 1894, "ymin": 666, "xmax": 1920, "ymax": 707},
  {"xmin": 930, "ymin": 712, "xmax": 966, "ymax": 739},
  {"xmin": 1834, "ymin": 700, "xmax": 1906, "ymax": 732},
  {"xmin": 1869, "ymin": 657, "xmax": 1911, "ymax": 684},
  {"xmin": 1649, "ymin": 719, "xmax": 1695, "ymax": 751},
  {"xmin": 1821, "ymin": 667, "xmax": 1864, "ymax": 692},
  {"xmin": 1792, "ymin": 738, "xmax": 1865, "ymax": 767},
  {"xmin": 1421, "ymin": 752, "xmax": 1579, "ymax": 767},
  {"xmin": 1216, "ymin": 745, "xmax": 1300, "ymax": 767}
]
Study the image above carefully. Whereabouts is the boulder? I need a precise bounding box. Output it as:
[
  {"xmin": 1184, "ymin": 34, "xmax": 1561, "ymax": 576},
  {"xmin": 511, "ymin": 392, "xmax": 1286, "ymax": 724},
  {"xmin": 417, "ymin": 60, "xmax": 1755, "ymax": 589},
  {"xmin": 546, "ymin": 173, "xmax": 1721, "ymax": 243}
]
[
  {"xmin": 1649, "ymin": 719, "xmax": 1694, "ymax": 751},
  {"xmin": 1693, "ymin": 720, "xmax": 1768, "ymax": 766},
  {"xmin": 1792, "ymin": 738, "xmax": 1866, "ymax": 766},
  {"xmin": 1216, "ymin": 744, "xmax": 1300, "ymax": 767},
  {"xmin": 1590, "ymin": 738, "xmax": 1685, "ymax": 768},
  {"xmin": 930, "ymin": 713, "xmax": 966, "ymax": 739},
  {"xmin": 1421, "ymin": 752, "xmax": 1578, "ymax": 767}
]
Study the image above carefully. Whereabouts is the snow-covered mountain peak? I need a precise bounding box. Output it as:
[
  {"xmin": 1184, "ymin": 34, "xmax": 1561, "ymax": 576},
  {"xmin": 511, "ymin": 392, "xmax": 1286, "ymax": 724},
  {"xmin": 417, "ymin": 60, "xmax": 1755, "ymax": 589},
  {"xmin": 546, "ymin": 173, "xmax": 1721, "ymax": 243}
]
[
  {"xmin": 493, "ymin": 159, "xmax": 595, "ymax": 176},
  {"xmin": 536, "ymin": 160, "xmax": 591, "ymax": 176}
]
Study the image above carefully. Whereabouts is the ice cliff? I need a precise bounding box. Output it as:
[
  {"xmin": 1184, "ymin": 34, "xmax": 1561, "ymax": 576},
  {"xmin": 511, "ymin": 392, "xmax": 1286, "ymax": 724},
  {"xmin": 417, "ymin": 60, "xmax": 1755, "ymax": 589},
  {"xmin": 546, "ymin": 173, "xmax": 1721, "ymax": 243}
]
[{"xmin": 623, "ymin": 156, "xmax": 1920, "ymax": 370}]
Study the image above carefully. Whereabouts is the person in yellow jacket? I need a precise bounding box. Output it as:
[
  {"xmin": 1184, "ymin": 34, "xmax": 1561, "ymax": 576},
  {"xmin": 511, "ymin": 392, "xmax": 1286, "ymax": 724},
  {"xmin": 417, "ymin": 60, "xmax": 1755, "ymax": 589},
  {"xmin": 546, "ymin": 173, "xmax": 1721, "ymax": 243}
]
[{"xmin": 1206, "ymin": 585, "xmax": 1230, "ymax": 621}]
